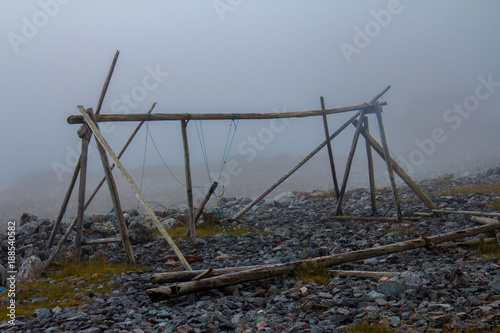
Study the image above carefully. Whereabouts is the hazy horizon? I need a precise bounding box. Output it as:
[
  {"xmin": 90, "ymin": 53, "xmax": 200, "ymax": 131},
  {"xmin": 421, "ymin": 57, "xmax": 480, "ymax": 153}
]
[{"xmin": 1, "ymin": 0, "xmax": 499, "ymax": 197}]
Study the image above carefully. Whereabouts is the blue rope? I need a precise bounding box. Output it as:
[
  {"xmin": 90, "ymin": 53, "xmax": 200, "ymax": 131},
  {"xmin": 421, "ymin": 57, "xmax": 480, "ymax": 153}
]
[
  {"xmin": 194, "ymin": 118, "xmax": 212, "ymax": 184},
  {"xmin": 138, "ymin": 123, "xmax": 149, "ymax": 207},
  {"xmin": 216, "ymin": 117, "xmax": 239, "ymax": 188}
]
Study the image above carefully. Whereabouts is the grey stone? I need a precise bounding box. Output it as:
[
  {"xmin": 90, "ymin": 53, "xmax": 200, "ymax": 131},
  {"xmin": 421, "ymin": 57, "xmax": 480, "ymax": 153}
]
[
  {"xmin": 378, "ymin": 271, "xmax": 422, "ymax": 296},
  {"xmin": 366, "ymin": 290, "xmax": 386, "ymax": 301},
  {"xmin": 364, "ymin": 258, "xmax": 378, "ymax": 265},
  {"xmin": 128, "ymin": 221, "xmax": 152, "ymax": 245},
  {"xmin": 20, "ymin": 213, "xmax": 38, "ymax": 226},
  {"xmin": 35, "ymin": 308, "xmax": 52, "ymax": 319},
  {"xmin": 17, "ymin": 255, "xmax": 43, "ymax": 284}
]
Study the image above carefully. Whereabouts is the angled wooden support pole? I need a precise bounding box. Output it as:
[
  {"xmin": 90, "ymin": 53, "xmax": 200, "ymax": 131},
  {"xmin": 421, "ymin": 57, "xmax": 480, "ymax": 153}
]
[
  {"xmin": 373, "ymin": 102, "xmax": 403, "ymax": 222},
  {"xmin": 364, "ymin": 116, "xmax": 377, "ymax": 214},
  {"xmin": 320, "ymin": 97, "xmax": 340, "ymax": 201},
  {"xmin": 351, "ymin": 119, "xmax": 439, "ymax": 215},
  {"xmin": 181, "ymin": 119, "xmax": 196, "ymax": 244},
  {"xmin": 232, "ymin": 111, "xmax": 361, "ymax": 221},
  {"xmin": 95, "ymin": 50, "xmax": 119, "ymax": 115},
  {"xmin": 47, "ymin": 160, "xmax": 80, "ymax": 248},
  {"xmin": 86, "ymin": 107, "xmax": 136, "ymax": 265},
  {"xmin": 194, "ymin": 181, "xmax": 218, "ymax": 225},
  {"xmin": 84, "ymin": 103, "xmax": 156, "ymax": 211},
  {"xmin": 335, "ymin": 111, "xmax": 366, "ymax": 216},
  {"xmin": 77, "ymin": 106, "xmax": 192, "ymax": 271}
]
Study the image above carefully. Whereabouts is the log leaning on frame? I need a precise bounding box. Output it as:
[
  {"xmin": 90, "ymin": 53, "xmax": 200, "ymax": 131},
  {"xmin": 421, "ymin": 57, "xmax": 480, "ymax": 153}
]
[{"xmin": 146, "ymin": 220, "xmax": 500, "ymax": 301}]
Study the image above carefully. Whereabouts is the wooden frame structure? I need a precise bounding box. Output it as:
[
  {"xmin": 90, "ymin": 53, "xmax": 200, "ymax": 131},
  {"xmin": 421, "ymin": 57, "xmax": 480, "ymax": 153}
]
[{"xmin": 46, "ymin": 51, "xmax": 439, "ymax": 270}]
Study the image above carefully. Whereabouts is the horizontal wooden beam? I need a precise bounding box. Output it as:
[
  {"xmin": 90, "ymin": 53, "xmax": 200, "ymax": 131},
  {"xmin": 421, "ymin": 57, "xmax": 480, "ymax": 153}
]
[{"xmin": 67, "ymin": 102, "xmax": 387, "ymax": 124}]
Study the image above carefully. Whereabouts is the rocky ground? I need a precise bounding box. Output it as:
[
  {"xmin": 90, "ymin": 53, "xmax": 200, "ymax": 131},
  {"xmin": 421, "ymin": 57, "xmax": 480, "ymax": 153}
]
[{"xmin": 1, "ymin": 168, "xmax": 500, "ymax": 332}]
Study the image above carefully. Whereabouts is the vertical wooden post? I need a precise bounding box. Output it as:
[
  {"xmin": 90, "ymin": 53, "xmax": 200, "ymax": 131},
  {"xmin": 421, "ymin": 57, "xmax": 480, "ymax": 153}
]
[
  {"xmin": 181, "ymin": 120, "xmax": 196, "ymax": 244},
  {"xmin": 87, "ymin": 108, "xmax": 136, "ymax": 265},
  {"xmin": 320, "ymin": 97, "xmax": 340, "ymax": 201},
  {"xmin": 364, "ymin": 116, "xmax": 377, "ymax": 214},
  {"xmin": 74, "ymin": 124, "xmax": 90, "ymax": 260},
  {"xmin": 373, "ymin": 102, "xmax": 403, "ymax": 222},
  {"xmin": 336, "ymin": 111, "xmax": 366, "ymax": 216},
  {"xmin": 77, "ymin": 106, "xmax": 192, "ymax": 271},
  {"xmin": 47, "ymin": 160, "xmax": 80, "ymax": 248}
]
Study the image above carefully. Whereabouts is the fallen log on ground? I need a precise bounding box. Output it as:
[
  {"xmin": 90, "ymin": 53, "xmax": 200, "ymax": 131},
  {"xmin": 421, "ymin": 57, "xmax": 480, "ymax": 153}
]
[
  {"xmin": 432, "ymin": 209, "xmax": 500, "ymax": 218},
  {"xmin": 471, "ymin": 216, "xmax": 498, "ymax": 225},
  {"xmin": 146, "ymin": 220, "xmax": 500, "ymax": 301},
  {"xmin": 331, "ymin": 216, "xmax": 421, "ymax": 222},
  {"xmin": 439, "ymin": 237, "xmax": 496, "ymax": 248},
  {"xmin": 151, "ymin": 265, "xmax": 269, "ymax": 284},
  {"xmin": 329, "ymin": 270, "xmax": 398, "ymax": 279}
]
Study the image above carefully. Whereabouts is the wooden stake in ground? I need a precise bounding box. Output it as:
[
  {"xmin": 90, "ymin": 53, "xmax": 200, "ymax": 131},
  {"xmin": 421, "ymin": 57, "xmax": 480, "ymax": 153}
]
[
  {"xmin": 86, "ymin": 107, "xmax": 136, "ymax": 265},
  {"xmin": 181, "ymin": 119, "xmax": 196, "ymax": 244},
  {"xmin": 320, "ymin": 96, "xmax": 340, "ymax": 200},
  {"xmin": 77, "ymin": 106, "xmax": 192, "ymax": 271},
  {"xmin": 336, "ymin": 111, "xmax": 366, "ymax": 215},
  {"xmin": 74, "ymin": 124, "xmax": 90, "ymax": 260},
  {"xmin": 146, "ymin": 220, "xmax": 500, "ymax": 300},
  {"xmin": 373, "ymin": 102, "xmax": 403, "ymax": 222},
  {"xmin": 47, "ymin": 160, "xmax": 80, "ymax": 248},
  {"xmin": 364, "ymin": 116, "xmax": 377, "ymax": 214}
]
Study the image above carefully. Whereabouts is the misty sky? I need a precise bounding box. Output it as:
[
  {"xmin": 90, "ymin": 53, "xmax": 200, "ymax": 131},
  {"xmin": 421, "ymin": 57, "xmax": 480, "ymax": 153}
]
[{"xmin": 1, "ymin": 0, "xmax": 499, "ymax": 191}]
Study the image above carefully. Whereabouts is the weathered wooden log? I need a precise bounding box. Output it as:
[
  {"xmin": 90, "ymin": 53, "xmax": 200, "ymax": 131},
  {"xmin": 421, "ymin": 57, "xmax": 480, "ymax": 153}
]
[
  {"xmin": 74, "ymin": 124, "xmax": 90, "ymax": 260},
  {"xmin": 231, "ymin": 111, "xmax": 361, "ymax": 220},
  {"xmin": 78, "ymin": 106, "xmax": 193, "ymax": 271},
  {"xmin": 320, "ymin": 96, "xmax": 340, "ymax": 200},
  {"xmin": 433, "ymin": 210, "xmax": 500, "ymax": 218},
  {"xmin": 47, "ymin": 159, "xmax": 81, "ymax": 248},
  {"xmin": 151, "ymin": 264, "xmax": 269, "ymax": 284},
  {"xmin": 329, "ymin": 270, "xmax": 398, "ymax": 279},
  {"xmin": 373, "ymin": 102, "xmax": 403, "ymax": 222},
  {"xmin": 181, "ymin": 119, "xmax": 196, "ymax": 244},
  {"xmin": 67, "ymin": 102, "xmax": 386, "ymax": 124},
  {"xmin": 82, "ymin": 237, "xmax": 121, "ymax": 245},
  {"xmin": 336, "ymin": 111, "xmax": 365, "ymax": 215},
  {"xmin": 95, "ymin": 50, "xmax": 119, "ymax": 115},
  {"xmin": 331, "ymin": 216, "xmax": 421, "ymax": 222},
  {"xmin": 364, "ymin": 117, "xmax": 377, "ymax": 214},
  {"xmin": 146, "ymin": 220, "xmax": 500, "ymax": 301},
  {"xmin": 471, "ymin": 216, "xmax": 498, "ymax": 225},
  {"xmin": 86, "ymin": 107, "xmax": 136, "ymax": 265},
  {"xmin": 439, "ymin": 238, "xmax": 496, "ymax": 248}
]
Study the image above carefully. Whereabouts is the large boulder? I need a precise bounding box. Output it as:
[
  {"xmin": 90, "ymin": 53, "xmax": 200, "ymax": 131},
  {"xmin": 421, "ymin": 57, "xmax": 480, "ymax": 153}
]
[
  {"xmin": 20, "ymin": 213, "xmax": 38, "ymax": 226},
  {"xmin": 128, "ymin": 221, "xmax": 152, "ymax": 245},
  {"xmin": 377, "ymin": 271, "xmax": 422, "ymax": 296},
  {"xmin": 18, "ymin": 255, "xmax": 43, "ymax": 284}
]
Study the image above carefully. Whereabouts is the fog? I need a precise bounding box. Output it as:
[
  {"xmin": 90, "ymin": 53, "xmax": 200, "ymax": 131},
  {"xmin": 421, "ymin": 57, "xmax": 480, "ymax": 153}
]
[{"xmin": 1, "ymin": 1, "xmax": 499, "ymax": 219}]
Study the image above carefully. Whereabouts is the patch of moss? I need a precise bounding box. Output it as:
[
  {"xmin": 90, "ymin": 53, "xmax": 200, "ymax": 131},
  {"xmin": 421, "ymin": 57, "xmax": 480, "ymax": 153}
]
[
  {"xmin": 435, "ymin": 183, "xmax": 500, "ymax": 196},
  {"xmin": 293, "ymin": 263, "xmax": 331, "ymax": 286},
  {"xmin": 0, "ymin": 260, "xmax": 148, "ymax": 320},
  {"xmin": 343, "ymin": 319, "xmax": 395, "ymax": 333}
]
